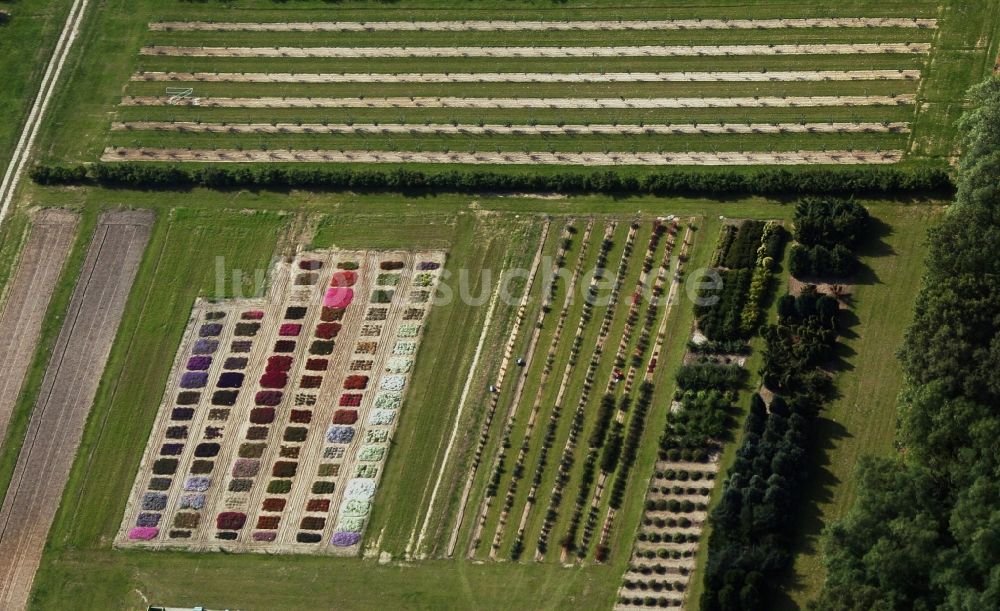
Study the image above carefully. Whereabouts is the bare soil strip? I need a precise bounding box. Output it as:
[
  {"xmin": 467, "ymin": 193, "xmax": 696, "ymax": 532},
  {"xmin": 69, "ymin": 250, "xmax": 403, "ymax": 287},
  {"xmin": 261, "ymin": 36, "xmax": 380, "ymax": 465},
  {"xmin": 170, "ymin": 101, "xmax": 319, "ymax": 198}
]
[
  {"xmin": 130, "ymin": 70, "xmax": 921, "ymax": 84},
  {"xmin": 113, "ymin": 121, "xmax": 911, "ymax": 136},
  {"xmin": 102, "ymin": 148, "xmax": 904, "ymax": 166},
  {"xmin": 0, "ymin": 210, "xmax": 78, "ymax": 449},
  {"xmin": 149, "ymin": 19, "xmax": 938, "ymax": 32},
  {"xmin": 0, "ymin": 210, "xmax": 153, "ymax": 611},
  {"xmin": 121, "ymin": 95, "xmax": 915, "ymax": 109},
  {"xmin": 140, "ymin": 43, "xmax": 931, "ymax": 58}
]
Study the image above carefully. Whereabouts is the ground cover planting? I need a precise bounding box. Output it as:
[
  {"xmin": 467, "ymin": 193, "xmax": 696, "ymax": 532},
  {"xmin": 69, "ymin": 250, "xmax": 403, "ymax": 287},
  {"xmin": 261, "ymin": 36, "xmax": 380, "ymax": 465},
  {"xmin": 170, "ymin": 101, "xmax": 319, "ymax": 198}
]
[{"xmin": 117, "ymin": 247, "xmax": 444, "ymax": 554}]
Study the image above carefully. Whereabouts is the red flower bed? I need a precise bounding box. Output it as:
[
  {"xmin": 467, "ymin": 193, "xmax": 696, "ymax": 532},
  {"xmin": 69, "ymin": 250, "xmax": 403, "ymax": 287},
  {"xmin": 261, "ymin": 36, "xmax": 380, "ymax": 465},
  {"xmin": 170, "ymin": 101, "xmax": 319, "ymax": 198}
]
[
  {"xmin": 300, "ymin": 517, "xmax": 326, "ymax": 530},
  {"xmin": 339, "ymin": 394, "xmax": 362, "ymax": 407},
  {"xmin": 332, "ymin": 409, "xmax": 359, "ymax": 424},
  {"xmin": 290, "ymin": 409, "xmax": 312, "ymax": 424},
  {"xmin": 306, "ymin": 499, "xmax": 330, "ymax": 512},
  {"xmin": 216, "ymin": 512, "xmax": 247, "ymax": 530},
  {"xmin": 266, "ymin": 355, "xmax": 293, "ymax": 372},
  {"xmin": 300, "ymin": 375, "xmax": 323, "ymax": 389},
  {"xmin": 314, "ymin": 322, "xmax": 341, "ymax": 339},
  {"xmin": 241, "ymin": 310, "xmax": 264, "ymax": 320},
  {"xmin": 250, "ymin": 407, "xmax": 276, "ymax": 424},
  {"xmin": 255, "ymin": 390, "xmax": 283, "ymax": 406},
  {"xmin": 321, "ymin": 307, "xmax": 346, "ymax": 322},
  {"xmin": 330, "ymin": 271, "xmax": 357, "ymax": 287},
  {"xmin": 259, "ymin": 371, "xmax": 288, "ymax": 389},
  {"xmin": 256, "ymin": 515, "xmax": 281, "ymax": 529},
  {"xmin": 343, "ymin": 375, "xmax": 369, "ymax": 390},
  {"xmin": 305, "ymin": 358, "xmax": 328, "ymax": 371},
  {"xmin": 262, "ymin": 498, "xmax": 286, "ymax": 512},
  {"xmin": 279, "ymin": 323, "xmax": 302, "ymax": 337}
]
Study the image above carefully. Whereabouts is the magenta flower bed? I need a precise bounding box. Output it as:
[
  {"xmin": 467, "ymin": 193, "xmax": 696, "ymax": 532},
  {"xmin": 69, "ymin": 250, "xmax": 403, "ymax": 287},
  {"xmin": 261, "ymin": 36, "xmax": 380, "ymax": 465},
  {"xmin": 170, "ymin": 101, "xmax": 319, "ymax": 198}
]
[
  {"xmin": 216, "ymin": 512, "xmax": 247, "ymax": 530},
  {"xmin": 331, "ymin": 531, "xmax": 361, "ymax": 547},
  {"xmin": 128, "ymin": 527, "xmax": 160, "ymax": 541},
  {"xmin": 324, "ymin": 287, "xmax": 354, "ymax": 308},
  {"xmin": 186, "ymin": 355, "xmax": 212, "ymax": 370},
  {"xmin": 255, "ymin": 390, "xmax": 283, "ymax": 406},
  {"xmin": 279, "ymin": 323, "xmax": 302, "ymax": 337},
  {"xmin": 180, "ymin": 371, "xmax": 208, "ymax": 389},
  {"xmin": 330, "ymin": 270, "xmax": 357, "ymax": 287},
  {"xmin": 241, "ymin": 310, "xmax": 265, "ymax": 320}
]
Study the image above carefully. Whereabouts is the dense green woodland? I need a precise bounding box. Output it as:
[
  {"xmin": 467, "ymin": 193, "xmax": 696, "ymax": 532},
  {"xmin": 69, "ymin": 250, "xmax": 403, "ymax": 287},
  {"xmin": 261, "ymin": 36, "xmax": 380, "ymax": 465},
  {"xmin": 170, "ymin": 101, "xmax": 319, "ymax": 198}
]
[{"xmin": 815, "ymin": 77, "xmax": 1000, "ymax": 610}]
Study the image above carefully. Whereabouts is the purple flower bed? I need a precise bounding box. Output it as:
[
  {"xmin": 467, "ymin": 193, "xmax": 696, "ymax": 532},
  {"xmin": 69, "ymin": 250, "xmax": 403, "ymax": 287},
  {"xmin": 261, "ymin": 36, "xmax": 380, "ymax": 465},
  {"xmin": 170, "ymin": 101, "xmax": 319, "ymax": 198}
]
[
  {"xmin": 183, "ymin": 476, "xmax": 211, "ymax": 492},
  {"xmin": 159, "ymin": 443, "xmax": 183, "ymax": 456},
  {"xmin": 331, "ymin": 531, "xmax": 361, "ymax": 547},
  {"xmin": 128, "ymin": 527, "xmax": 159, "ymax": 541},
  {"xmin": 253, "ymin": 531, "xmax": 277, "ymax": 542},
  {"xmin": 142, "ymin": 492, "xmax": 167, "ymax": 511},
  {"xmin": 180, "ymin": 493, "xmax": 206, "ymax": 510},
  {"xmin": 136, "ymin": 512, "xmax": 161, "ymax": 527},
  {"xmin": 417, "ymin": 261, "xmax": 441, "ymax": 271},
  {"xmin": 193, "ymin": 339, "xmax": 219, "ymax": 354},
  {"xmin": 230, "ymin": 340, "xmax": 252, "ymax": 353},
  {"xmin": 199, "ymin": 323, "xmax": 223, "ymax": 337},
  {"xmin": 255, "ymin": 390, "xmax": 283, "ymax": 406},
  {"xmin": 170, "ymin": 408, "xmax": 194, "ymax": 421},
  {"xmin": 217, "ymin": 372, "xmax": 244, "ymax": 388},
  {"xmin": 165, "ymin": 425, "xmax": 188, "ymax": 439},
  {"xmin": 326, "ymin": 426, "xmax": 355, "ymax": 444},
  {"xmin": 194, "ymin": 442, "xmax": 220, "ymax": 457},
  {"xmin": 232, "ymin": 458, "xmax": 260, "ymax": 478},
  {"xmin": 186, "ymin": 355, "xmax": 212, "ymax": 370},
  {"xmin": 180, "ymin": 371, "xmax": 208, "ymax": 389}
]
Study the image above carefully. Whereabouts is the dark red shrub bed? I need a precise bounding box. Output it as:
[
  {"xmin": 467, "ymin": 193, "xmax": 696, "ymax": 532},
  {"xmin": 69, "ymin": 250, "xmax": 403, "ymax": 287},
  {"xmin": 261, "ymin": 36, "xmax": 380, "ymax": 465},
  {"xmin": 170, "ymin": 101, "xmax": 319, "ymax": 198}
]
[
  {"xmin": 230, "ymin": 340, "xmax": 252, "ymax": 353},
  {"xmin": 267, "ymin": 480, "xmax": 292, "ymax": 494},
  {"xmin": 195, "ymin": 443, "xmax": 220, "ymax": 457},
  {"xmin": 259, "ymin": 371, "xmax": 288, "ymax": 389},
  {"xmin": 176, "ymin": 392, "xmax": 200, "ymax": 405},
  {"xmin": 299, "ymin": 259, "xmax": 323, "ymax": 271},
  {"xmin": 300, "ymin": 375, "xmax": 323, "ymax": 389},
  {"xmin": 241, "ymin": 310, "xmax": 264, "ymax": 320},
  {"xmin": 285, "ymin": 306, "xmax": 308, "ymax": 320},
  {"xmin": 297, "ymin": 532, "xmax": 322, "ymax": 543},
  {"xmin": 338, "ymin": 394, "xmax": 362, "ymax": 407},
  {"xmin": 272, "ymin": 461, "xmax": 298, "ymax": 478},
  {"xmin": 166, "ymin": 426, "xmax": 188, "ymax": 439},
  {"xmin": 314, "ymin": 322, "xmax": 341, "ymax": 339},
  {"xmin": 216, "ymin": 511, "xmax": 247, "ymax": 530},
  {"xmin": 148, "ymin": 477, "xmax": 171, "ymax": 491},
  {"xmin": 343, "ymin": 375, "xmax": 369, "ymax": 390},
  {"xmin": 153, "ymin": 458, "xmax": 178, "ymax": 475},
  {"xmin": 224, "ymin": 357, "xmax": 248, "ymax": 370},
  {"xmin": 250, "ymin": 407, "xmax": 276, "ymax": 424},
  {"xmin": 210, "ymin": 390, "xmax": 237, "ymax": 406},
  {"xmin": 290, "ymin": 410, "xmax": 312, "ymax": 424},
  {"xmin": 234, "ymin": 322, "xmax": 260, "ymax": 337},
  {"xmin": 190, "ymin": 460, "xmax": 214, "ymax": 474},
  {"xmin": 246, "ymin": 426, "xmax": 269, "ymax": 440},
  {"xmin": 321, "ymin": 307, "xmax": 345, "ymax": 322},
  {"xmin": 255, "ymin": 390, "xmax": 283, "ymax": 406},
  {"xmin": 309, "ymin": 341, "xmax": 334, "ymax": 355},
  {"xmin": 262, "ymin": 498, "xmax": 285, "ymax": 512},
  {"xmin": 330, "ymin": 270, "xmax": 357, "ymax": 287},
  {"xmin": 306, "ymin": 499, "xmax": 330, "ymax": 512},
  {"xmin": 300, "ymin": 517, "xmax": 326, "ymax": 530},
  {"xmin": 239, "ymin": 443, "xmax": 266, "ymax": 458},
  {"xmin": 171, "ymin": 408, "xmax": 194, "ymax": 421},
  {"xmin": 160, "ymin": 443, "xmax": 183, "ymax": 456},
  {"xmin": 332, "ymin": 409, "xmax": 359, "ymax": 424},
  {"xmin": 257, "ymin": 515, "xmax": 280, "ymax": 529},
  {"xmin": 305, "ymin": 358, "xmax": 328, "ymax": 371},
  {"xmin": 284, "ymin": 427, "xmax": 308, "ymax": 442},
  {"xmin": 380, "ymin": 261, "xmax": 405, "ymax": 271},
  {"xmin": 217, "ymin": 372, "xmax": 244, "ymax": 388},
  {"xmin": 267, "ymin": 355, "xmax": 293, "ymax": 372},
  {"xmin": 274, "ymin": 340, "xmax": 296, "ymax": 353},
  {"xmin": 312, "ymin": 481, "xmax": 335, "ymax": 494}
]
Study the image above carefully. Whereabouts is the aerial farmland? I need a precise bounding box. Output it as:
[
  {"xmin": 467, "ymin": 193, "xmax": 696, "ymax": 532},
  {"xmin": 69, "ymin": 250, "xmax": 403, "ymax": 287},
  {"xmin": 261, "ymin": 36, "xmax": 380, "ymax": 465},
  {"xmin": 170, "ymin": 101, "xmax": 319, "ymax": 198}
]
[{"xmin": 0, "ymin": 1, "xmax": 997, "ymax": 611}]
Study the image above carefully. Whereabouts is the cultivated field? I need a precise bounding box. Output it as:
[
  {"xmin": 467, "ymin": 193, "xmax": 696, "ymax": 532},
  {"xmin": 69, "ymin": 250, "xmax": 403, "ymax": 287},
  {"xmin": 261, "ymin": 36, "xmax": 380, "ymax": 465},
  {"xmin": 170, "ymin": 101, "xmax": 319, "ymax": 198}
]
[{"xmin": 0, "ymin": 209, "xmax": 151, "ymax": 610}]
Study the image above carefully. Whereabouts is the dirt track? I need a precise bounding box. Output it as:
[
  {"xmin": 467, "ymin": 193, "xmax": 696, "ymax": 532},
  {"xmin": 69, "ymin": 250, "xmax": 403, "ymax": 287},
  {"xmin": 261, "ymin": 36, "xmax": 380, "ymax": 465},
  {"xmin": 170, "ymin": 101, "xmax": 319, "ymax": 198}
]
[
  {"xmin": 112, "ymin": 121, "xmax": 911, "ymax": 136},
  {"xmin": 121, "ymin": 94, "xmax": 915, "ymax": 109},
  {"xmin": 103, "ymin": 148, "xmax": 903, "ymax": 166},
  {"xmin": 0, "ymin": 210, "xmax": 152, "ymax": 611},
  {"xmin": 131, "ymin": 70, "xmax": 921, "ymax": 84},
  {"xmin": 141, "ymin": 43, "xmax": 931, "ymax": 58},
  {"xmin": 148, "ymin": 18, "xmax": 937, "ymax": 32},
  {"xmin": 0, "ymin": 210, "xmax": 78, "ymax": 449}
]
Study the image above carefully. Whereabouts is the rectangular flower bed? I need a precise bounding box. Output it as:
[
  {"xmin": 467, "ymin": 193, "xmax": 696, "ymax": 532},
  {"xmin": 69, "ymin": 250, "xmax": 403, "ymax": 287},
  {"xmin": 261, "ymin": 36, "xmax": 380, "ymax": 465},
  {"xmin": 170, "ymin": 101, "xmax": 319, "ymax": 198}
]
[
  {"xmin": 241, "ymin": 310, "xmax": 264, "ymax": 320},
  {"xmin": 314, "ymin": 322, "xmax": 341, "ymax": 339},
  {"xmin": 324, "ymin": 287, "xmax": 354, "ymax": 308},
  {"xmin": 330, "ymin": 270, "xmax": 357, "ymax": 287}
]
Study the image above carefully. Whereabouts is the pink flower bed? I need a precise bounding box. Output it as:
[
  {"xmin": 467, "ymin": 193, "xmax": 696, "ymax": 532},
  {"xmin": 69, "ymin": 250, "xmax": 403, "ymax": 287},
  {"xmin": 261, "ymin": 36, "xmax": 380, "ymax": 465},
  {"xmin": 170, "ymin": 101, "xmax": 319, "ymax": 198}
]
[
  {"xmin": 279, "ymin": 323, "xmax": 302, "ymax": 337},
  {"xmin": 128, "ymin": 527, "xmax": 159, "ymax": 540},
  {"xmin": 324, "ymin": 287, "xmax": 354, "ymax": 309}
]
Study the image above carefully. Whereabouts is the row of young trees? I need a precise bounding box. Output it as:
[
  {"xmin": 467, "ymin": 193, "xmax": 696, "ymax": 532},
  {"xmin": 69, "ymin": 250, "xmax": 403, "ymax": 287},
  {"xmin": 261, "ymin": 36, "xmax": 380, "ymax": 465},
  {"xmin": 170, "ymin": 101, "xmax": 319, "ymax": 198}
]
[
  {"xmin": 701, "ymin": 288, "xmax": 841, "ymax": 610},
  {"xmin": 814, "ymin": 77, "xmax": 1000, "ymax": 610},
  {"xmin": 30, "ymin": 162, "xmax": 953, "ymax": 197}
]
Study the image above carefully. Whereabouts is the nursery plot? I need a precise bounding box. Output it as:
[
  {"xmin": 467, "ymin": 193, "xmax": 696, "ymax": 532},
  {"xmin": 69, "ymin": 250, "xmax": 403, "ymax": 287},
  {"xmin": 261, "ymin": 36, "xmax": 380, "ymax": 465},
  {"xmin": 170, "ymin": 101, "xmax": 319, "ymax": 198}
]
[
  {"xmin": 0, "ymin": 210, "xmax": 152, "ymax": 611},
  {"xmin": 0, "ymin": 209, "xmax": 78, "ymax": 447},
  {"xmin": 109, "ymin": 16, "xmax": 938, "ymax": 165},
  {"xmin": 117, "ymin": 248, "xmax": 445, "ymax": 555}
]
